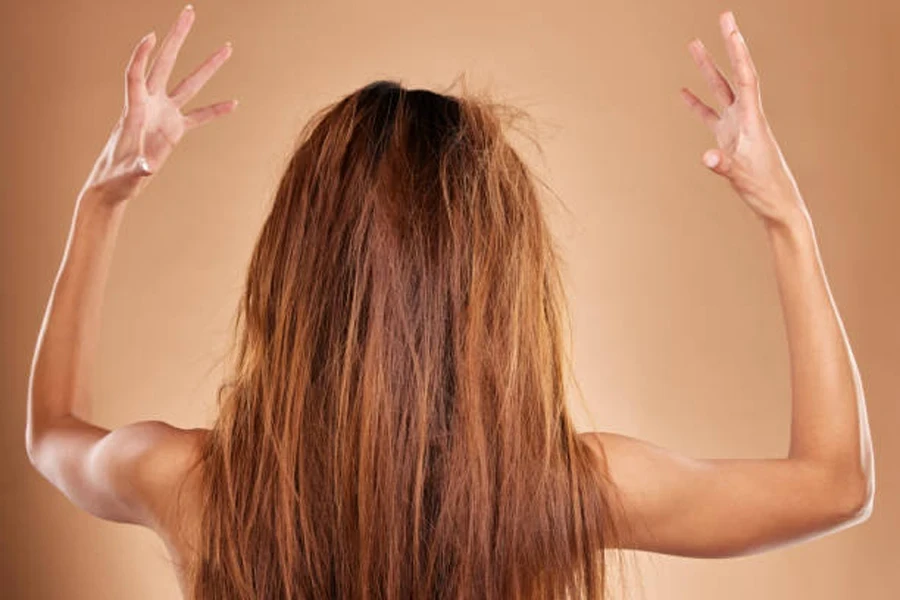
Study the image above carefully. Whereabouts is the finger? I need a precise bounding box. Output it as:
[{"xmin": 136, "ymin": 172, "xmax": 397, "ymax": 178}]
[
  {"xmin": 719, "ymin": 12, "xmax": 761, "ymax": 103},
  {"xmin": 131, "ymin": 155, "xmax": 154, "ymax": 177},
  {"xmin": 183, "ymin": 99, "xmax": 239, "ymax": 130},
  {"xmin": 679, "ymin": 87, "xmax": 720, "ymax": 131},
  {"xmin": 170, "ymin": 42, "xmax": 233, "ymax": 108},
  {"xmin": 702, "ymin": 148, "xmax": 733, "ymax": 176},
  {"xmin": 146, "ymin": 5, "xmax": 196, "ymax": 95},
  {"xmin": 688, "ymin": 38, "xmax": 735, "ymax": 108},
  {"xmin": 124, "ymin": 32, "xmax": 157, "ymax": 118}
]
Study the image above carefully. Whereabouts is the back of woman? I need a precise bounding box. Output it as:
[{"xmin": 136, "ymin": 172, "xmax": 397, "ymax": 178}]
[
  {"xmin": 25, "ymin": 7, "xmax": 873, "ymax": 600},
  {"xmin": 185, "ymin": 80, "xmax": 620, "ymax": 599}
]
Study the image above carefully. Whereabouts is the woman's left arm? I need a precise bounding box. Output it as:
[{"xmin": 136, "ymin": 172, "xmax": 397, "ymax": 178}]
[{"xmin": 25, "ymin": 5, "xmax": 234, "ymax": 527}]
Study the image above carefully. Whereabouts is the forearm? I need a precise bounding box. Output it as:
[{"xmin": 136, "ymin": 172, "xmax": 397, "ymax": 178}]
[
  {"xmin": 765, "ymin": 201, "xmax": 873, "ymax": 493},
  {"xmin": 27, "ymin": 189, "xmax": 127, "ymax": 446}
]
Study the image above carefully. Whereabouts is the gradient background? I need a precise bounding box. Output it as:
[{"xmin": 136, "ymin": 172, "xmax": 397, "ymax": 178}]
[{"xmin": 2, "ymin": 1, "xmax": 898, "ymax": 598}]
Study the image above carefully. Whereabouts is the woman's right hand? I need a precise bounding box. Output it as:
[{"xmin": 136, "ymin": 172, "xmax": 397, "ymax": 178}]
[
  {"xmin": 581, "ymin": 11, "xmax": 873, "ymax": 561},
  {"xmin": 680, "ymin": 11, "xmax": 808, "ymax": 230}
]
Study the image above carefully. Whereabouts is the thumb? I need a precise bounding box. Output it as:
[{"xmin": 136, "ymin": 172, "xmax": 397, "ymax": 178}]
[
  {"xmin": 131, "ymin": 155, "xmax": 154, "ymax": 177},
  {"xmin": 702, "ymin": 149, "xmax": 732, "ymax": 176}
]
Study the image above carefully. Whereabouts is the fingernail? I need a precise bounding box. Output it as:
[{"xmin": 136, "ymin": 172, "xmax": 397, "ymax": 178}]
[
  {"xmin": 185, "ymin": 4, "xmax": 194, "ymax": 11},
  {"xmin": 703, "ymin": 151, "xmax": 720, "ymax": 168},
  {"xmin": 724, "ymin": 11, "xmax": 736, "ymax": 29}
]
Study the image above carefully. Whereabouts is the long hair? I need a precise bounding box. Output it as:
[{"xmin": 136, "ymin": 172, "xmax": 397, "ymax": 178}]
[{"xmin": 184, "ymin": 77, "xmax": 623, "ymax": 599}]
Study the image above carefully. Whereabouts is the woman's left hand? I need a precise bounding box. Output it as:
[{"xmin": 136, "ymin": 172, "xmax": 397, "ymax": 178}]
[{"xmin": 81, "ymin": 5, "xmax": 236, "ymax": 203}]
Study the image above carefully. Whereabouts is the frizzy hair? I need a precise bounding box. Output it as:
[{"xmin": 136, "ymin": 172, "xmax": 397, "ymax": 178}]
[{"xmin": 182, "ymin": 76, "xmax": 624, "ymax": 599}]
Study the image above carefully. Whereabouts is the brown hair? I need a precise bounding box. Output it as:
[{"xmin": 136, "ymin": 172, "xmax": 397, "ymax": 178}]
[{"xmin": 185, "ymin": 77, "xmax": 622, "ymax": 599}]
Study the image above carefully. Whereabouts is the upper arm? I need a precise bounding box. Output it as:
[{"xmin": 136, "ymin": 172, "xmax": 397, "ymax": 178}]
[
  {"xmin": 581, "ymin": 431, "xmax": 872, "ymax": 558},
  {"xmin": 27, "ymin": 416, "xmax": 203, "ymax": 529}
]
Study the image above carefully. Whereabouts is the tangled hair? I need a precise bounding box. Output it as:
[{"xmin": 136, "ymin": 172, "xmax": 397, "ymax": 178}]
[{"xmin": 184, "ymin": 77, "xmax": 623, "ymax": 599}]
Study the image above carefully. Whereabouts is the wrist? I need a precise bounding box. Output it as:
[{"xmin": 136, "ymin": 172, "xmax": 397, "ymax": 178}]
[
  {"xmin": 76, "ymin": 185, "xmax": 132, "ymax": 215},
  {"xmin": 763, "ymin": 205, "xmax": 816, "ymax": 254},
  {"xmin": 760, "ymin": 187, "xmax": 813, "ymax": 235}
]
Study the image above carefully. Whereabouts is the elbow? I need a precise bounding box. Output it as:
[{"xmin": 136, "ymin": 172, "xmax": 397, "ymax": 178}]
[
  {"xmin": 832, "ymin": 468, "xmax": 875, "ymax": 525},
  {"xmin": 25, "ymin": 427, "xmax": 41, "ymax": 468},
  {"xmin": 25, "ymin": 423, "xmax": 49, "ymax": 470},
  {"xmin": 25, "ymin": 412, "xmax": 56, "ymax": 468}
]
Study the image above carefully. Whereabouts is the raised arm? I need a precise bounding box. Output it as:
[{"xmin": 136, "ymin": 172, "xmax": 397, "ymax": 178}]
[
  {"xmin": 25, "ymin": 5, "xmax": 233, "ymax": 526},
  {"xmin": 581, "ymin": 10, "xmax": 874, "ymax": 558}
]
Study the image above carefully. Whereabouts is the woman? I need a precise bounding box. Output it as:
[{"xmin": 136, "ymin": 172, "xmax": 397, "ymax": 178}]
[{"xmin": 25, "ymin": 5, "xmax": 874, "ymax": 599}]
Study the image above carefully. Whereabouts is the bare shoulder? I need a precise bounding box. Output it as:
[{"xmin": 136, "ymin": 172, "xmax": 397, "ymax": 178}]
[
  {"xmin": 576, "ymin": 430, "xmax": 622, "ymax": 471},
  {"xmin": 104, "ymin": 421, "xmax": 209, "ymax": 592},
  {"xmin": 131, "ymin": 423, "xmax": 209, "ymax": 555}
]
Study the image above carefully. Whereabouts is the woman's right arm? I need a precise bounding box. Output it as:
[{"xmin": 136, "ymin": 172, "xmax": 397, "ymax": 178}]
[
  {"xmin": 583, "ymin": 210, "xmax": 874, "ymax": 556},
  {"xmin": 580, "ymin": 10, "xmax": 874, "ymax": 558}
]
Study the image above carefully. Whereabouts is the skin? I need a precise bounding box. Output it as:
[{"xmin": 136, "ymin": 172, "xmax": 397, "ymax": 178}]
[
  {"xmin": 25, "ymin": 4, "xmax": 874, "ymax": 591},
  {"xmin": 583, "ymin": 12, "xmax": 874, "ymax": 556}
]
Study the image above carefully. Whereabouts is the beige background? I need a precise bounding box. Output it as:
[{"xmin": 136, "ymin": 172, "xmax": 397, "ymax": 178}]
[{"xmin": 2, "ymin": 0, "xmax": 898, "ymax": 598}]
